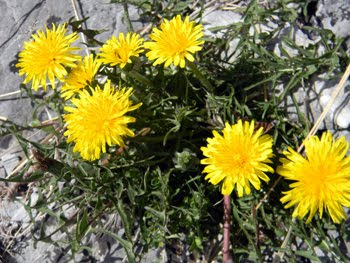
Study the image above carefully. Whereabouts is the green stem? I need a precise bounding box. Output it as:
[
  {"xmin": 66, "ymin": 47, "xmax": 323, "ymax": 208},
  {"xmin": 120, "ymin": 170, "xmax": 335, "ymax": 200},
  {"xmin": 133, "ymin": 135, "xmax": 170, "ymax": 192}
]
[
  {"xmin": 0, "ymin": 121, "xmax": 57, "ymax": 136},
  {"xmin": 184, "ymin": 73, "xmax": 189, "ymax": 104},
  {"xmin": 187, "ymin": 61, "xmax": 214, "ymax": 91},
  {"xmin": 123, "ymin": 0, "xmax": 133, "ymax": 32}
]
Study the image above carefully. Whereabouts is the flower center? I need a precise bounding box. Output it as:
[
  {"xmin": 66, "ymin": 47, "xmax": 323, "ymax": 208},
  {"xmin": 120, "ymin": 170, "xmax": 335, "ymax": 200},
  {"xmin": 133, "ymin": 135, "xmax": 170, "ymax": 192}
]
[
  {"xmin": 232, "ymin": 154, "xmax": 247, "ymax": 169},
  {"xmin": 36, "ymin": 47, "xmax": 59, "ymax": 70},
  {"xmin": 217, "ymin": 143, "xmax": 251, "ymax": 174},
  {"xmin": 304, "ymin": 162, "xmax": 335, "ymax": 198},
  {"xmin": 173, "ymin": 33, "xmax": 188, "ymax": 54}
]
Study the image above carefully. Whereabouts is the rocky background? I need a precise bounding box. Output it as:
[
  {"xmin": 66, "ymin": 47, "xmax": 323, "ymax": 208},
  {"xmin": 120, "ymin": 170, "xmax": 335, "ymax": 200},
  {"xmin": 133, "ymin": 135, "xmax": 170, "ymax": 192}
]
[{"xmin": 0, "ymin": 0, "xmax": 350, "ymax": 262}]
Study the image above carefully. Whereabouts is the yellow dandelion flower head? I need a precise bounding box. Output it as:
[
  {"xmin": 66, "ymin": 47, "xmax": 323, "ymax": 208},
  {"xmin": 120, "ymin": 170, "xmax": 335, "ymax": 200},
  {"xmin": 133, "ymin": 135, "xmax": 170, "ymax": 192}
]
[
  {"xmin": 16, "ymin": 23, "xmax": 81, "ymax": 91},
  {"xmin": 201, "ymin": 120, "xmax": 274, "ymax": 197},
  {"xmin": 60, "ymin": 54, "xmax": 102, "ymax": 100},
  {"xmin": 144, "ymin": 15, "xmax": 204, "ymax": 68},
  {"xmin": 64, "ymin": 80, "xmax": 142, "ymax": 161},
  {"xmin": 98, "ymin": 32, "xmax": 144, "ymax": 68},
  {"xmin": 278, "ymin": 132, "xmax": 350, "ymax": 224}
]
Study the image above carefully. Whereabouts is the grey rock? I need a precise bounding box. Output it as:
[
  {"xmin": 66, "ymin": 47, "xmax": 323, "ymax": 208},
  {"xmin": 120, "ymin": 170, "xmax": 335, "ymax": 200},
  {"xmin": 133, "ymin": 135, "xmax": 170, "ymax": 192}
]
[
  {"xmin": 314, "ymin": 0, "xmax": 350, "ymax": 57},
  {"xmin": 11, "ymin": 205, "xmax": 31, "ymax": 224},
  {"xmin": 316, "ymin": 0, "xmax": 350, "ymax": 39},
  {"xmin": 0, "ymin": 199, "xmax": 30, "ymax": 223},
  {"xmin": 141, "ymin": 246, "xmax": 167, "ymax": 263},
  {"xmin": 202, "ymin": 8, "xmax": 318, "ymax": 64},
  {"xmin": 202, "ymin": 10, "xmax": 242, "ymax": 36},
  {"xmin": 273, "ymin": 23, "xmax": 316, "ymax": 58},
  {"xmin": 275, "ymin": 0, "xmax": 350, "ymax": 144},
  {"xmin": 57, "ymin": 181, "xmax": 65, "ymax": 192},
  {"xmin": 316, "ymin": 76, "xmax": 350, "ymax": 129},
  {"xmin": 0, "ymin": 0, "xmax": 74, "ymax": 123},
  {"xmin": 9, "ymin": 222, "xmax": 68, "ymax": 263},
  {"xmin": 202, "ymin": 10, "xmax": 243, "ymax": 63},
  {"xmin": 0, "ymin": 153, "xmax": 20, "ymax": 176},
  {"xmin": 0, "ymin": 166, "xmax": 5, "ymax": 178},
  {"xmin": 80, "ymin": 1, "xmax": 145, "ymax": 43},
  {"xmin": 88, "ymin": 231, "xmax": 127, "ymax": 262},
  {"xmin": 283, "ymin": 72, "xmax": 350, "ymax": 131}
]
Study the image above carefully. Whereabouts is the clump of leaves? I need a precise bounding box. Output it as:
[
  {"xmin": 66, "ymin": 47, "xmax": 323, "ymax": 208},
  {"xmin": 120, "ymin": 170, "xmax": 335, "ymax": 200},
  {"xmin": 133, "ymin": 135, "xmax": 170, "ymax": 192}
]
[{"xmin": 1, "ymin": 0, "xmax": 349, "ymax": 262}]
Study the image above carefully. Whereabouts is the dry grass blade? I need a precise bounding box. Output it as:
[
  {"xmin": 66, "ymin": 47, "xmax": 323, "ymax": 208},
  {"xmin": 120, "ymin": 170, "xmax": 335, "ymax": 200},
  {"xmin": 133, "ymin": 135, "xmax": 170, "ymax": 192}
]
[
  {"xmin": 0, "ymin": 90, "xmax": 21, "ymax": 99},
  {"xmin": 189, "ymin": 0, "xmax": 218, "ymax": 19},
  {"xmin": 297, "ymin": 63, "xmax": 350, "ymax": 152}
]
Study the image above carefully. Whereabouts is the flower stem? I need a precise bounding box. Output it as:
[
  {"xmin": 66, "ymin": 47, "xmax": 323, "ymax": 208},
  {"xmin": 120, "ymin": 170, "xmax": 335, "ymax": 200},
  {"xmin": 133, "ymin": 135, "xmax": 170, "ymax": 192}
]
[
  {"xmin": 187, "ymin": 61, "xmax": 214, "ymax": 91},
  {"xmin": 223, "ymin": 194, "xmax": 232, "ymax": 263}
]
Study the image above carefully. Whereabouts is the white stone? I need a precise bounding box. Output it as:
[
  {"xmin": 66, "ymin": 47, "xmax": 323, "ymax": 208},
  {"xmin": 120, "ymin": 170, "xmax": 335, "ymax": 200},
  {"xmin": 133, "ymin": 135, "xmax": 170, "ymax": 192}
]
[
  {"xmin": 202, "ymin": 10, "xmax": 242, "ymax": 37},
  {"xmin": 29, "ymin": 188, "xmax": 39, "ymax": 207},
  {"xmin": 336, "ymin": 106, "xmax": 350, "ymax": 128}
]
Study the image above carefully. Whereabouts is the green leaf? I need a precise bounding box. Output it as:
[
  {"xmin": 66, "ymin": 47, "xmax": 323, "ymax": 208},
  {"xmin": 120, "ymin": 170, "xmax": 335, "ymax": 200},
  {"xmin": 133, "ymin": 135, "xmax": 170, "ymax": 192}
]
[
  {"xmin": 116, "ymin": 199, "xmax": 133, "ymax": 242},
  {"xmin": 76, "ymin": 209, "xmax": 90, "ymax": 242},
  {"xmin": 145, "ymin": 206, "xmax": 166, "ymax": 223},
  {"xmin": 295, "ymin": 250, "xmax": 320, "ymax": 261},
  {"xmin": 0, "ymin": 169, "xmax": 45, "ymax": 183}
]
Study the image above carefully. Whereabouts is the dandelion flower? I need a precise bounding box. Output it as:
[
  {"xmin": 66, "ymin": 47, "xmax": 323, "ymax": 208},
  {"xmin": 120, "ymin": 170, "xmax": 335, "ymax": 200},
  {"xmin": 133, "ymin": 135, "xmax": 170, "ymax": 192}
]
[
  {"xmin": 61, "ymin": 55, "xmax": 101, "ymax": 100},
  {"xmin": 64, "ymin": 80, "xmax": 142, "ymax": 161},
  {"xmin": 278, "ymin": 132, "xmax": 350, "ymax": 223},
  {"xmin": 98, "ymin": 32, "xmax": 144, "ymax": 68},
  {"xmin": 144, "ymin": 15, "xmax": 204, "ymax": 68},
  {"xmin": 201, "ymin": 120, "xmax": 274, "ymax": 196},
  {"xmin": 16, "ymin": 24, "xmax": 81, "ymax": 91}
]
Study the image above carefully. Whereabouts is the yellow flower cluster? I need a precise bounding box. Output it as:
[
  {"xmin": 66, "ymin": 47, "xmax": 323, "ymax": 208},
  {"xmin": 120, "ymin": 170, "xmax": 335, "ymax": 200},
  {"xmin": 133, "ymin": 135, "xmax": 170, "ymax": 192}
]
[
  {"xmin": 16, "ymin": 17, "xmax": 350, "ymax": 225},
  {"xmin": 201, "ymin": 122, "xmax": 350, "ymax": 224},
  {"xmin": 16, "ymin": 16, "xmax": 204, "ymax": 161},
  {"xmin": 17, "ymin": 16, "xmax": 204, "ymax": 93}
]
